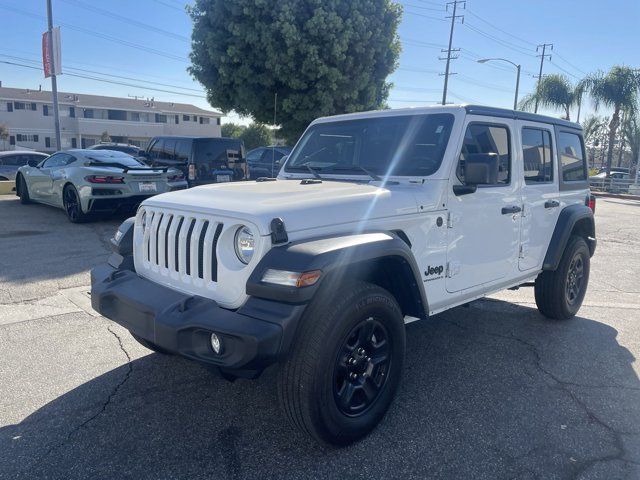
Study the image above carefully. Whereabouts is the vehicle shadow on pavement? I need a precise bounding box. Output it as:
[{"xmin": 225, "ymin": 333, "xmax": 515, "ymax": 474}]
[
  {"xmin": 1, "ymin": 300, "xmax": 639, "ymax": 480},
  {"xmin": 0, "ymin": 198, "xmax": 122, "ymax": 288}
]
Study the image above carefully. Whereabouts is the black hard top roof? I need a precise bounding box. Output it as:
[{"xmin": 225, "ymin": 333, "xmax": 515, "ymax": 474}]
[{"xmin": 464, "ymin": 105, "xmax": 582, "ymax": 130}]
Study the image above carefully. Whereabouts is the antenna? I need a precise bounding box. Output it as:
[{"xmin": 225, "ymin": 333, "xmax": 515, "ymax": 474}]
[{"xmin": 271, "ymin": 92, "xmax": 278, "ymax": 177}]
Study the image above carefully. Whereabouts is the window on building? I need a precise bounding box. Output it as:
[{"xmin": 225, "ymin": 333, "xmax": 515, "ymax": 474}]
[
  {"xmin": 14, "ymin": 102, "xmax": 25, "ymax": 110},
  {"xmin": 108, "ymin": 109, "xmax": 127, "ymax": 121},
  {"xmin": 84, "ymin": 109, "xmax": 94, "ymax": 119},
  {"xmin": 9, "ymin": 136, "xmax": 15, "ymax": 145},
  {"xmin": 183, "ymin": 114, "xmax": 189, "ymax": 121},
  {"xmin": 131, "ymin": 112, "xmax": 140, "ymax": 122},
  {"xmin": 43, "ymin": 105, "xmax": 49, "ymax": 116},
  {"xmin": 558, "ymin": 131, "xmax": 587, "ymax": 182},
  {"xmin": 457, "ymin": 123, "xmax": 511, "ymax": 185},
  {"xmin": 199, "ymin": 116, "xmax": 210, "ymax": 125},
  {"xmin": 71, "ymin": 138, "xmax": 77, "ymax": 148},
  {"xmin": 69, "ymin": 107, "xmax": 75, "ymax": 118},
  {"xmin": 192, "ymin": 115, "xmax": 197, "ymax": 122},
  {"xmin": 13, "ymin": 102, "xmax": 37, "ymax": 111},
  {"xmin": 7, "ymin": 102, "xmax": 13, "ymax": 112},
  {"xmin": 16, "ymin": 134, "xmax": 39, "ymax": 142},
  {"xmin": 45, "ymin": 137, "xmax": 51, "ymax": 148},
  {"xmin": 522, "ymin": 127, "xmax": 554, "ymax": 184},
  {"xmin": 216, "ymin": 117, "xmax": 221, "ymax": 126},
  {"xmin": 155, "ymin": 114, "xmax": 167, "ymax": 123},
  {"xmin": 175, "ymin": 114, "xmax": 179, "ymax": 124}
]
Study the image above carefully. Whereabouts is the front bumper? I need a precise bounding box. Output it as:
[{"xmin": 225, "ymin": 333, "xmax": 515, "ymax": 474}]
[{"xmin": 91, "ymin": 260, "xmax": 305, "ymax": 373}]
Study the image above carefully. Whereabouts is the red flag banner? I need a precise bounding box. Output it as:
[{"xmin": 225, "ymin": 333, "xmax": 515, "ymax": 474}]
[{"xmin": 42, "ymin": 28, "xmax": 61, "ymax": 78}]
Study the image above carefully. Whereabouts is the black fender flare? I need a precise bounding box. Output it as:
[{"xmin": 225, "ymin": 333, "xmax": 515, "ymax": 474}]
[
  {"xmin": 246, "ymin": 231, "xmax": 428, "ymax": 315},
  {"xmin": 543, "ymin": 204, "xmax": 596, "ymax": 271}
]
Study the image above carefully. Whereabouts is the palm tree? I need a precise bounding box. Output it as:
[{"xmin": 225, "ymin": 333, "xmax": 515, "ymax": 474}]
[
  {"xmin": 581, "ymin": 115, "xmax": 604, "ymax": 145},
  {"xmin": 622, "ymin": 113, "xmax": 640, "ymax": 179},
  {"xmin": 581, "ymin": 66, "xmax": 640, "ymax": 175},
  {"xmin": 519, "ymin": 74, "xmax": 581, "ymax": 120}
]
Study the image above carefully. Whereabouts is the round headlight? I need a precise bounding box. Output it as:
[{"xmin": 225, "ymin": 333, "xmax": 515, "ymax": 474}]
[{"xmin": 234, "ymin": 226, "xmax": 255, "ymax": 265}]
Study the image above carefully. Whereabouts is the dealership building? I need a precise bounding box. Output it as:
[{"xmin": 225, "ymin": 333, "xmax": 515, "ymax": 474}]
[{"xmin": 0, "ymin": 85, "xmax": 222, "ymax": 152}]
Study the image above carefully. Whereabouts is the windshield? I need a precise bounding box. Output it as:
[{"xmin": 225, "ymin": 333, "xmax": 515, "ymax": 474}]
[
  {"xmin": 285, "ymin": 114, "xmax": 454, "ymax": 177},
  {"xmin": 85, "ymin": 150, "xmax": 144, "ymax": 167}
]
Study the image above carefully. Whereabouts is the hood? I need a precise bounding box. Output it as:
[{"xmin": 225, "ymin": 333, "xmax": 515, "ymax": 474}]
[{"xmin": 142, "ymin": 179, "xmax": 423, "ymax": 235}]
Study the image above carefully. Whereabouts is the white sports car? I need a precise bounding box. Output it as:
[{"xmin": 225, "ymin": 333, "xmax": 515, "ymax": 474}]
[{"xmin": 16, "ymin": 149, "xmax": 187, "ymax": 222}]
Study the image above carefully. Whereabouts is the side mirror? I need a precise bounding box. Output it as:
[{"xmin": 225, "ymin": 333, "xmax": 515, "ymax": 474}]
[
  {"xmin": 454, "ymin": 153, "xmax": 499, "ymax": 195},
  {"xmin": 27, "ymin": 158, "xmax": 40, "ymax": 168},
  {"xmin": 278, "ymin": 155, "xmax": 288, "ymax": 166}
]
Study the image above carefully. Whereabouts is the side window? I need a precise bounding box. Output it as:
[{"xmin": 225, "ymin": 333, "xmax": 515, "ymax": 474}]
[
  {"xmin": 2, "ymin": 155, "xmax": 19, "ymax": 166},
  {"xmin": 247, "ymin": 148, "xmax": 264, "ymax": 162},
  {"xmin": 175, "ymin": 140, "xmax": 191, "ymax": 162},
  {"xmin": 458, "ymin": 123, "xmax": 511, "ymax": 185},
  {"xmin": 148, "ymin": 140, "xmax": 164, "ymax": 160},
  {"xmin": 522, "ymin": 127, "xmax": 554, "ymax": 184},
  {"xmin": 558, "ymin": 131, "xmax": 587, "ymax": 182},
  {"xmin": 160, "ymin": 139, "xmax": 176, "ymax": 160},
  {"xmin": 42, "ymin": 153, "xmax": 66, "ymax": 168}
]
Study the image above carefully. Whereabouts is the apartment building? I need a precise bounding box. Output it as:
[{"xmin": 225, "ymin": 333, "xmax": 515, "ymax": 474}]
[{"xmin": 0, "ymin": 85, "xmax": 222, "ymax": 152}]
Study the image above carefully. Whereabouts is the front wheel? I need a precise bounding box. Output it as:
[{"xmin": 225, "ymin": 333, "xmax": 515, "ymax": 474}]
[
  {"xmin": 278, "ymin": 281, "xmax": 405, "ymax": 446},
  {"xmin": 63, "ymin": 184, "xmax": 89, "ymax": 223},
  {"xmin": 535, "ymin": 235, "xmax": 590, "ymax": 320},
  {"xmin": 17, "ymin": 175, "xmax": 31, "ymax": 204}
]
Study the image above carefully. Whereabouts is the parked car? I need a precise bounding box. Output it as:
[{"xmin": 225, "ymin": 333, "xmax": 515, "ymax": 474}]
[
  {"xmin": 0, "ymin": 151, "xmax": 49, "ymax": 186},
  {"xmin": 87, "ymin": 143, "xmax": 142, "ymax": 157},
  {"xmin": 589, "ymin": 171, "xmax": 632, "ymax": 193},
  {"xmin": 92, "ymin": 105, "xmax": 595, "ymax": 446},
  {"xmin": 140, "ymin": 136, "xmax": 247, "ymax": 187},
  {"xmin": 246, "ymin": 146, "xmax": 292, "ymax": 179},
  {"xmin": 15, "ymin": 149, "xmax": 187, "ymax": 222}
]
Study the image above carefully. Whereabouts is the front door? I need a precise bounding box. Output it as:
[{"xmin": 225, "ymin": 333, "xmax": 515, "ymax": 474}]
[
  {"xmin": 446, "ymin": 119, "xmax": 522, "ymax": 293},
  {"xmin": 518, "ymin": 122, "xmax": 560, "ymax": 271}
]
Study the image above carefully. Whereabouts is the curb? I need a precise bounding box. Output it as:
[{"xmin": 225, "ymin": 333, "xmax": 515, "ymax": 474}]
[
  {"xmin": 591, "ymin": 191, "xmax": 640, "ymax": 201},
  {"xmin": 0, "ymin": 180, "xmax": 16, "ymax": 195}
]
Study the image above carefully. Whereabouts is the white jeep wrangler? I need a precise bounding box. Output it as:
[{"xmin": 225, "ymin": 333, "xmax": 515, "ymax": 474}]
[{"xmin": 92, "ymin": 105, "xmax": 596, "ymax": 446}]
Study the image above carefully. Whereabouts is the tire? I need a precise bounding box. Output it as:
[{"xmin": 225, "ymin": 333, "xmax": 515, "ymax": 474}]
[
  {"xmin": 17, "ymin": 175, "xmax": 31, "ymax": 204},
  {"xmin": 130, "ymin": 333, "xmax": 172, "ymax": 355},
  {"xmin": 63, "ymin": 184, "xmax": 89, "ymax": 223},
  {"xmin": 535, "ymin": 235, "xmax": 590, "ymax": 320},
  {"xmin": 278, "ymin": 281, "xmax": 405, "ymax": 446}
]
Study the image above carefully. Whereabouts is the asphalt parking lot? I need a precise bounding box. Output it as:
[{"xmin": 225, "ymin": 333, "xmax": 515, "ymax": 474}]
[{"xmin": 0, "ymin": 195, "xmax": 639, "ymax": 480}]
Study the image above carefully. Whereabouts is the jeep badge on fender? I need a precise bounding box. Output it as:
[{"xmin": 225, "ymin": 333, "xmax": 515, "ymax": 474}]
[{"xmin": 91, "ymin": 105, "xmax": 595, "ymax": 447}]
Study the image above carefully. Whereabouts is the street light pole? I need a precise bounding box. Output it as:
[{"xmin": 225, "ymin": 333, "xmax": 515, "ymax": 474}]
[{"xmin": 477, "ymin": 58, "xmax": 521, "ymax": 110}]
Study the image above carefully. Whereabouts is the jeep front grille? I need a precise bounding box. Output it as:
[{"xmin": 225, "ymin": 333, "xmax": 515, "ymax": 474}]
[{"xmin": 142, "ymin": 211, "xmax": 224, "ymax": 283}]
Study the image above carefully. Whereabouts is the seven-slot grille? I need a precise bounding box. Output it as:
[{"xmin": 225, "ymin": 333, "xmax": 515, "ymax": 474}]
[{"xmin": 142, "ymin": 211, "xmax": 224, "ymax": 282}]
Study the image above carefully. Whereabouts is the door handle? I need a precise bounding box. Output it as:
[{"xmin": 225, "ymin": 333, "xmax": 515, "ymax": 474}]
[
  {"xmin": 544, "ymin": 200, "xmax": 560, "ymax": 209},
  {"xmin": 501, "ymin": 206, "xmax": 522, "ymax": 215}
]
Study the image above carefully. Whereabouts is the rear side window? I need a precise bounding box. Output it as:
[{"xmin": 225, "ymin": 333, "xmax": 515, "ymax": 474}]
[
  {"xmin": 175, "ymin": 139, "xmax": 191, "ymax": 162},
  {"xmin": 558, "ymin": 132, "xmax": 587, "ymax": 182},
  {"xmin": 193, "ymin": 139, "xmax": 241, "ymax": 164},
  {"xmin": 148, "ymin": 139, "xmax": 164, "ymax": 160},
  {"xmin": 160, "ymin": 139, "xmax": 176, "ymax": 160},
  {"xmin": 458, "ymin": 123, "xmax": 511, "ymax": 185},
  {"xmin": 522, "ymin": 127, "xmax": 553, "ymax": 184}
]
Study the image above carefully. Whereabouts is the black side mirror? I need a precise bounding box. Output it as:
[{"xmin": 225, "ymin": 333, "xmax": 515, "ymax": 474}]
[
  {"xmin": 27, "ymin": 158, "xmax": 40, "ymax": 168},
  {"xmin": 454, "ymin": 153, "xmax": 499, "ymax": 195}
]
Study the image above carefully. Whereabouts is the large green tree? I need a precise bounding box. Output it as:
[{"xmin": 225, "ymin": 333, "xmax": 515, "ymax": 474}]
[
  {"xmin": 221, "ymin": 122, "xmax": 246, "ymax": 138},
  {"xmin": 582, "ymin": 66, "xmax": 640, "ymax": 175},
  {"xmin": 240, "ymin": 123, "xmax": 273, "ymax": 150},
  {"xmin": 189, "ymin": 0, "xmax": 402, "ymax": 142}
]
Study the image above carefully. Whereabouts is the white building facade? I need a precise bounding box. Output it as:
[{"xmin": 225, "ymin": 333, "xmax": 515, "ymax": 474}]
[{"xmin": 0, "ymin": 86, "xmax": 222, "ymax": 152}]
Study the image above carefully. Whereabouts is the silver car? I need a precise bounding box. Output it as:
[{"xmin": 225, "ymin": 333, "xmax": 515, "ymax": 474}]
[
  {"xmin": 15, "ymin": 149, "xmax": 188, "ymax": 222},
  {"xmin": 0, "ymin": 151, "xmax": 49, "ymax": 184}
]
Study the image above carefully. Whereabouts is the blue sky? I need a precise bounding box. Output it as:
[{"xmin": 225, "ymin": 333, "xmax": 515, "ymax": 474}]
[{"xmin": 0, "ymin": 0, "xmax": 638, "ymax": 124}]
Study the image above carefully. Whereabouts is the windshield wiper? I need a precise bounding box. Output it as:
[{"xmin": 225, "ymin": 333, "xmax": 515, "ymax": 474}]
[
  {"xmin": 330, "ymin": 165, "xmax": 381, "ymax": 182},
  {"xmin": 305, "ymin": 164, "xmax": 323, "ymax": 180}
]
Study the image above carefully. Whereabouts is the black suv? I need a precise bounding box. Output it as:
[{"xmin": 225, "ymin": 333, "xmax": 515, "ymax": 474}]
[
  {"xmin": 141, "ymin": 136, "xmax": 247, "ymax": 186},
  {"xmin": 246, "ymin": 146, "xmax": 292, "ymax": 179}
]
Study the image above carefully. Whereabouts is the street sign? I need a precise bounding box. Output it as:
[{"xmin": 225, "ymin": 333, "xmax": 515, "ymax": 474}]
[{"xmin": 42, "ymin": 27, "xmax": 62, "ymax": 78}]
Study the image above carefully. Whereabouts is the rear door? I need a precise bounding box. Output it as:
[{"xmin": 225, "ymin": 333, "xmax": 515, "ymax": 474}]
[
  {"xmin": 446, "ymin": 119, "xmax": 522, "ymax": 293},
  {"xmin": 517, "ymin": 122, "xmax": 560, "ymax": 271}
]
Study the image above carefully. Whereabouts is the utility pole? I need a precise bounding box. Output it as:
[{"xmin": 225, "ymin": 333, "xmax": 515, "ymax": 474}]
[
  {"xmin": 534, "ymin": 43, "xmax": 553, "ymax": 113},
  {"xmin": 440, "ymin": 0, "xmax": 465, "ymax": 105},
  {"xmin": 46, "ymin": 0, "xmax": 62, "ymax": 150}
]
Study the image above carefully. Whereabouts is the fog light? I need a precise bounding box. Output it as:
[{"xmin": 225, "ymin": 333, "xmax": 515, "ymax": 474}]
[{"xmin": 210, "ymin": 333, "xmax": 223, "ymax": 354}]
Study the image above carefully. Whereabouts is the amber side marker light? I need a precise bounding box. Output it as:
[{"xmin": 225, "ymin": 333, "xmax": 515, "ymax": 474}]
[{"xmin": 261, "ymin": 269, "xmax": 322, "ymax": 288}]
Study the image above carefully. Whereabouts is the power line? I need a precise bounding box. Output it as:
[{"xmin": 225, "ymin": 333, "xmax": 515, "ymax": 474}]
[
  {"xmin": 549, "ymin": 59, "xmax": 581, "ymax": 80},
  {"xmin": 465, "ymin": 10, "xmax": 536, "ymax": 48},
  {"xmin": 456, "ymin": 74, "xmax": 515, "ymax": 93},
  {"xmin": 553, "ymin": 51, "xmax": 588, "ymax": 76},
  {"xmin": 403, "ymin": 8, "xmax": 448, "ymax": 22},
  {"xmin": 153, "ymin": 0, "xmax": 188, "ymax": 11},
  {"xmin": 58, "ymin": 0, "xmax": 189, "ymax": 41},
  {"xmin": 464, "ymin": 23, "xmax": 536, "ymax": 57},
  {"xmin": 403, "ymin": 2, "xmax": 444, "ymax": 12}
]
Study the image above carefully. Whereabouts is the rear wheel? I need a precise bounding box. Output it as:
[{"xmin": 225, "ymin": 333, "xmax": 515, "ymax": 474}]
[
  {"xmin": 63, "ymin": 184, "xmax": 89, "ymax": 223},
  {"xmin": 278, "ymin": 281, "xmax": 405, "ymax": 446},
  {"xmin": 535, "ymin": 235, "xmax": 590, "ymax": 320},
  {"xmin": 17, "ymin": 175, "xmax": 31, "ymax": 204},
  {"xmin": 131, "ymin": 333, "xmax": 172, "ymax": 355}
]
